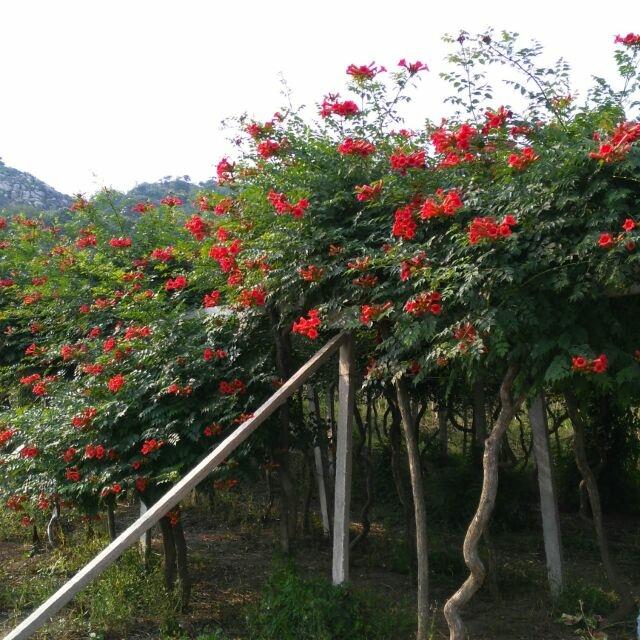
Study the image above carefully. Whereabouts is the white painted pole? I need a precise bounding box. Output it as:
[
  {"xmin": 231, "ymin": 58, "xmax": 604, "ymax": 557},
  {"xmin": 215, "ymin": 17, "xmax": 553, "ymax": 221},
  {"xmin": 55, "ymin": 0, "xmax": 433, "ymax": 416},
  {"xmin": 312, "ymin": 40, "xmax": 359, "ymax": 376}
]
[
  {"xmin": 332, "ymin": 335, "xmax": 356, "ymax": 585},
  {"xmin": 4, "ymin": 332, "xmax": 349, "ymax": 640},
  {"xmin": 529, "ymin": 392, "xmax": 564, "ymax": 597}
]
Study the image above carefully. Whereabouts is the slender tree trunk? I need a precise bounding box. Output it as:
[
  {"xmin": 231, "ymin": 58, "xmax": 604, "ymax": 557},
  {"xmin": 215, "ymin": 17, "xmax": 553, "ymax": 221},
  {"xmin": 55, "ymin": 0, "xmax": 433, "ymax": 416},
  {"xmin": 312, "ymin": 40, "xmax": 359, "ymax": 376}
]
[
  {"xmin": 395, "ymin": 377, "xmax": 430, "ymax": 640},
  {"xmin": 139, "ymin": 500, "xmax": 152, "ymax": 571},
  {"xmin": 173, "ymin": 518, "xmax": 191, "ymax": 610},
  {"xmin": 444, "ymin": 365, "xmax": 523, "ymax": 640},
  {"xmin": 438, "ymin": 403, "xmax": 449, "ymax": 459},
  {"xmin": 47, "ymin": 500, "xmax": 61, "ymax": 548},
  {"xmin": 472, "ymin": 379, "xmax": 487, "ymax": 461},
  {"xmin": 529, "ymin": 392, "xmax": 564, "ymax": 597},
  {"xmin": 386, "ymin": 392, "xmax": 416, "ymax": 572},
  {"xmin": 106, "ymin": 503, "xmax": 116, "ymax": 542},
  {"xmin": 159, "ymin": 516, "xmax": 177, "ymax": 592},
  {"xmin": 269, "ymin": 306, "xmax": 298, "ymax": 552},
  {"xmin": 302, "ymin": 451, "xmax": 314, "ymax": 535},
  {"xmin": 311, "ymin": 386, "xmax": 332, "ymax": 536},
  {"xmin": 351, "ymin": 403, "xmax": 373, "ymax": 550},
  {"xmin": 564, "ymin": 392, "xmax": 634, "ymax": 622}
]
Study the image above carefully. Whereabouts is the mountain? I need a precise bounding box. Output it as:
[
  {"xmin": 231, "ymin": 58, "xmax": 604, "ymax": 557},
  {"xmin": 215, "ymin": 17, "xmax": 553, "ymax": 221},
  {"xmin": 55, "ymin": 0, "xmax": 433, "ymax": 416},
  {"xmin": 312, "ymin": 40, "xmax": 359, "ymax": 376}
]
[
  {"xmin": 0, "ymin": 159, "xmax": 72, "ymax": 212},
  {"xmin": 0, "ymin": 162, "xmax": 220, "ymax": 215}
]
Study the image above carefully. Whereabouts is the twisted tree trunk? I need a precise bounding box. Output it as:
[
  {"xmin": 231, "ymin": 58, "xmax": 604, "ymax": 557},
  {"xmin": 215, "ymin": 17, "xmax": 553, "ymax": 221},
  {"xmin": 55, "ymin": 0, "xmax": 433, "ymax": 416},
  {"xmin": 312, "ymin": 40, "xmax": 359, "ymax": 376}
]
[
  {"xmin": 564, "ymin": 392, "xmax": 634, "ymax": 623},
  {"xmin": 444, "ymin": 365, "xmax": 523, "ymax": 640},
  {"xmin": 395, "ymin": 377, "xmax": 430, "ymax": 640}
]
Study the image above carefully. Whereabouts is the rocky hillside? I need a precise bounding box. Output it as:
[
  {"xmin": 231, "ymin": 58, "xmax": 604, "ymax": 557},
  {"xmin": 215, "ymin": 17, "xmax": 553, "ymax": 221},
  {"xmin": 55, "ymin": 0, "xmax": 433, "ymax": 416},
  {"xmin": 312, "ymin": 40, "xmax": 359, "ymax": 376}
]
[{"xmin": 0, "ymin": 159, "xmax": 72, "ymax": 212}]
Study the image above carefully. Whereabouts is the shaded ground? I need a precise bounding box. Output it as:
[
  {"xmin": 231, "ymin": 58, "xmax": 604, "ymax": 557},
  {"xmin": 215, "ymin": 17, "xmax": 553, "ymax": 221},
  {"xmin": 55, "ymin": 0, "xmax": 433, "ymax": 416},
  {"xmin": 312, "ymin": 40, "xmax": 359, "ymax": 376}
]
[{"xmin": 1, "ymin": 494, "xmax": 638, "ymax": 639}]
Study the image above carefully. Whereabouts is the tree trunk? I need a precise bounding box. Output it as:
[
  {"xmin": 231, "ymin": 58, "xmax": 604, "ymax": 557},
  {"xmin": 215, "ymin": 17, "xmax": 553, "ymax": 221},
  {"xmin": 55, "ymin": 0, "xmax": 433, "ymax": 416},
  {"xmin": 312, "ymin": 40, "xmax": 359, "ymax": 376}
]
[
  {"xmin": 302, "ymin": 451, "xmax": 314, "ymax": 535},
  {"xmin": 528, "ymin": 392, "xmax": 564, "ymax": 597},
  {"xmin": 159, "ymin": 516, "xmax": 177, "ymax": 592},
  {"xmin": 438, "ymin": 403, "xmax": 449, "ymax": 459},
  {"xmin": 270, "ymin": 307, "xmax": 298, "ymax": 552},
  {"xmin": 139, "ymin": 500, "xmax": 152, "ymax": 571},
  {"xmin": 564, "ymin": 392, "xmax": 634, "ymax": 622},
  {"xmin": 173, "ymin": 518, "xmax": 191, "ymax": 610},
  {"xmin": 444, "ymin": 365, "xmax": 522, "ymax": 640},
  {"xmin": 351, "ymin": 403, "xmax": 373, "ymax": 550},
  {"xmin": 395, "ymin": 377, "xmax": 430, "ymax": 640},
  {"xmin": 106, "ymin": 503, "xmax": 117, "ymax": 542},
  {"xmin": 386, "ymin": 391, "xmax": 416, "ymax": 572},
  {"xmin": 472, "ymin": 379, "xmax": 487, "ymax": 461}
]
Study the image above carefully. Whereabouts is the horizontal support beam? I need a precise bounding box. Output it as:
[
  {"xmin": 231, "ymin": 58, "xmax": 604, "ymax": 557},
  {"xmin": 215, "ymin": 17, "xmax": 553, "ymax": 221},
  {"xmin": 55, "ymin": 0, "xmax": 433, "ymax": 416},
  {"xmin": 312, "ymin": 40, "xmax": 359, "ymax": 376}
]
[{"xmin": 5, "ymin": 331, "xmax": 350, "ymax": 640}]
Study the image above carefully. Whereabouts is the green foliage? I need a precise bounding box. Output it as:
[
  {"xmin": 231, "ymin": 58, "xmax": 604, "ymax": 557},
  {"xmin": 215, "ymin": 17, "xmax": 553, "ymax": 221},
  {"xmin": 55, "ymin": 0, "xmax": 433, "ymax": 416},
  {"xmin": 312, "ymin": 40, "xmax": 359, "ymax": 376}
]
[{"xmin": 246, "ymin": 561, "xmax": 412, "ymax": 640}]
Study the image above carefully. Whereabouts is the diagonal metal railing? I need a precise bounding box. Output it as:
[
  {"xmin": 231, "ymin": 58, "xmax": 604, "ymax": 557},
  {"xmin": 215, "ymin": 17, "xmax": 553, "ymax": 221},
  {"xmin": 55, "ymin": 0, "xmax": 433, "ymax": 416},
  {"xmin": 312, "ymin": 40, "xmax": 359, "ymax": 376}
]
[{"xmin": 4, "ymin": 331, "xmax": 356, "ymax": 640}]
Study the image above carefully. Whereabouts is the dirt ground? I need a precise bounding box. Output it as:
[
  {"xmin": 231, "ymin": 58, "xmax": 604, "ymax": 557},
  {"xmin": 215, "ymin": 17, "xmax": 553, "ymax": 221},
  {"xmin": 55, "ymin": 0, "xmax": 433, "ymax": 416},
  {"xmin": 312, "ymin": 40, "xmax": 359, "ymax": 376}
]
[{"xmin": 1, "ymin": 498, "xmax": 638, "ymax": 640}]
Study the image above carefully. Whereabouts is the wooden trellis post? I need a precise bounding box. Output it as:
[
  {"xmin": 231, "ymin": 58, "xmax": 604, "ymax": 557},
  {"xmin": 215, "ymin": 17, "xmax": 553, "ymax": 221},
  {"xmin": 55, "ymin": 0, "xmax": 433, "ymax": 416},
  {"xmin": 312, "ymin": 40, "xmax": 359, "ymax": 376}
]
[{"xmin": 332, "ymin": 334, "xmax": 356, "ymax": 585}]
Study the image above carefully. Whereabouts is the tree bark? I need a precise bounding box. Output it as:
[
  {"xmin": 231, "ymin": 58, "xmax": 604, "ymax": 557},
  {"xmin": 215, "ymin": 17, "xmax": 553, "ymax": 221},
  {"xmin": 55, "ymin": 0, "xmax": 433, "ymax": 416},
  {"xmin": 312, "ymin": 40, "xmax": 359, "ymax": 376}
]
[
  {"xmin": 528, "ymin": 392, "xmax": 564, "ymax": 597},
  {"xmin": 159, "ymin": 516, "xmax": 177, "ymax": 592},
  {"xmin": 173, "ymin": 518, "xmax": 191, "ymax": 610},
  {"xmin": 106, "ymin": 503, "xmax": 117, "ymax": 542},
  {"xmin": 395, "ymin": 377, "xmax": 430, "ymax": 640},
  {"xmin": 564, "ymin": 392, "xmax": 634, "ymax": 622},
  {"xmin": 444, "ymin": 365, "xmax": 523, "ymax": 640}
]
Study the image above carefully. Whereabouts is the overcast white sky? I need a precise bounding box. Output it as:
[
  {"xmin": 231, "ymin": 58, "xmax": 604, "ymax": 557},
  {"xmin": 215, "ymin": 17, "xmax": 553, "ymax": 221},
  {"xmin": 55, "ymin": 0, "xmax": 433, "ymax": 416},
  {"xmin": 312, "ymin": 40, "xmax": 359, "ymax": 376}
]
[{"xmin": 0, "ymin": 0, "xmax": 637, "ymax": 196}]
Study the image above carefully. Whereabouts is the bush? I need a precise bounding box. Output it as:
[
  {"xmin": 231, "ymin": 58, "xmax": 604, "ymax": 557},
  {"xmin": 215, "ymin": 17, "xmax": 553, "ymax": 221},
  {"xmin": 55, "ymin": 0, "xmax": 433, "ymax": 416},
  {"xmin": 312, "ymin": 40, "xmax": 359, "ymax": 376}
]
[{"xmin": 246, "ymin": 561, "xmax": 412, "ymax": 640}]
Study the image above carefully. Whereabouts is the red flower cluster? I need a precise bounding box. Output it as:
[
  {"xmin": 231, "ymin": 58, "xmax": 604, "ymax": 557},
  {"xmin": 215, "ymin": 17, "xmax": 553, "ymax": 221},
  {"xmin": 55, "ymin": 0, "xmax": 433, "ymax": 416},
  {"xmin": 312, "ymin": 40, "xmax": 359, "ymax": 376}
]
[
  {"xmin": 141, "ymin": 439, "xmax": 164, "ymax": 455},
  {"xmin": 390, "ymin": 149, "xmax": 425, "ymax": 173},
  {"xmin": 352, "ymin": 274, "xmax": 378, "ymax": 288},
  {"xmin": 216, "ymin": 158, "xmax": 235, "ymax": 183},
  {"xmin": 468, "ymin": 215, "xmax": 517, "ymax": 244},
  {"xmin": 346, "ymin": 62, "xmax": 385, "ymax": 80},
  {"xmin": 165, "ymin": 275, "xmax": 188, "ymax": 292},
  {"xmin": 123, "ymin": 325, "xmax": 151, "ymax": 340},
  {"xmin": 20, "ymin": 445, "xmax": 39, "ymax": 458},
  {"xmin": 184, "ymin": 214, "xmax": 210, "ymax": 241},
  {"xmin": 398, "ymin": 59, "xmax": 429, "ymax": 74},
  {"xmin": 245, "ymin": 120, "xmax": 275, "ymax": 139},
  {"xmin": 292, "ymin": 309, "xmax": 321, "ymax": 339},
  {"xmin": 72, "ymin": 407, "xmax": 98, "ymax": 429},
  {"xmin": 355, "ymin": 180, "xmax": 383, "ymax": 202},
  {"xmin": 337, "ymin": 138, "xmax": 376, "ymax": 157},
  {"xmin": 209, "ymin": 240, "xmax": 242, "ymax": 274},
  {"xmin": 203, "ymin": 347, "xmax": 227, "ymax": 361},
  {"xmin": 320, "ymin": 97, "xmax": 359, "ymax": 118},
  {"xmin": 219, "ymin": 379, "xmax": 246, "ymax": 395},
  {"xmin": 202, "ymin": 290, "xmax": 220, "ymax": 308},
  {"xmin": 431, "ymin": 123, "xmax": 477, "ymax": 154},
  {"xmin": 572, "ymin": 353, "xmax": 608, "ymax": 374},
  {"xmin": 299, "ymin": 265, "xmax": 324, "ymax": 282},
  {"xmin": 65, "ymin": 467, "xmax": 81, "ymax": 482},
  {"xmin": 615, "ymin": 33, "xmax": 640, "ymax": 46},
  {"xmin": 400, "ymin": 252, "xmax": 426, "ymax": 281},
  {"xmin": 360, "ymin": 302, "xmax": 393, "ymax": 325},
  {"xmin": 453, "ymin": 322, "xmax": 478, "ymax": 351},
  {"xmin": 109, "ymin": 237, "xmax": 132, "ymax": 249},
  {"xmin": 267, "ymin": 191, "xmax": 309, "ymax": 218},
  {"xmin": 166, "ymin": 383, "xmax": 192, "ymax": 397},
  {"xmin": 257, "ymin": 140, "xmax": 282, "ymax": 159},
  {"xmin": 392, "ymin": 204, "xmax": 418, "ymax": 240},
  {"xmin": 82, "ymin": 363, "xmax": 104, "ymax": 376},
  {"xmin": 214, "ymin": 197, "xmax": 234, "ymax": 215},
  {"xmin": 404, "ymin": 291, "xmax": 442, "ymax": 317},
  {"xmin": 420, "ymin": 189, "xmax": 463, "ymax": 220},
  {"xmin": 204, "ymin": 423, "xmax": 223, "ymax": 437},
  {"xmin": 160, "ymin": 195, "xmax": 183, "ymax": 207},
  {"xmin": 0, "ymin": 277, "xmax": 15, "ymax": 287},
  {"xmin": 132, "ymin": 201, "xmax": 155, "ymax": 214},
  {"xmin": 482, "ymin": 106, "xmax": 512, "ymax": 133},
  {"xmin": 598, "ymin": 218, "xmax": 637, "ymax": 251},
  {"xmin": 150, "ymin": 246, "xmax": 174, "ymax": 262},
  {"xmin": 107, "ymin": 374, "xmax": 125, "ymax": 393},
  {"xmin": 76, "ymin": 228, "xmax": 97, "ymax": 249},
  {"xmin": 135, "ymin": 477, "xmax": 148, "ymax": 493},
  {"xmin": 85, "ymin": 444, "xmax": 106, "ymax": 460},
  {"xmin": 62, "ymin": 447, "xmax": 76, "ymax": 463},
  {"xmin": 589, "ymin": 121, "xmax": 640, "ymax": 162},
  {"xmin": 238, "ymin": 286, "xmax": 266, "ymax": 308},
  {"xmin": 0, "ymin": 428, "xmax": 15, "ymax": 446},
  {"xmin": 508, "ymin": 147, "xmax": 539, "ymax": 170}
]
